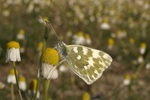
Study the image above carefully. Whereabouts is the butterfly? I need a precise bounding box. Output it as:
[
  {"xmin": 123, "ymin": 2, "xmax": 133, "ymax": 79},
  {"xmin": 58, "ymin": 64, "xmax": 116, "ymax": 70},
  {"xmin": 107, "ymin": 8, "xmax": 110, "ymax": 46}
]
[{"xmin": 45, "ymin": 21, "xmax": 113, "ymax": 85}]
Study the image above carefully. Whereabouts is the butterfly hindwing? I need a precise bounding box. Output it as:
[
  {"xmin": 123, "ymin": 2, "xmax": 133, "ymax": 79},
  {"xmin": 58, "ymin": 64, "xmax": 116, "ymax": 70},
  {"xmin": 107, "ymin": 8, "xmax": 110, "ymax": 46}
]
[{"xmin": 64, "ymin": 45, "xmax": 112, "ymax": 85}]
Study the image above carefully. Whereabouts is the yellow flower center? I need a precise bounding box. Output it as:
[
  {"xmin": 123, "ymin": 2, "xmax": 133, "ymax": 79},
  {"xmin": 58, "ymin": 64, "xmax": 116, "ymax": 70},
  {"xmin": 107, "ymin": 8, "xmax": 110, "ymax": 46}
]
[
  {"xmin": 9, "ymin": 68, "xmax": 18, "ymax": 75},
  {"xmin": 43, "ymin": 17, "xmax": 48, "ymax": 21},
  {"xmin": 129, "ymin": 38, "xmax": 134, "ymax": 44},
  {"xmin": 82, "ymin": 92, "xmax": 90, "ymax": 100},
  {"xmin": 6, "ymin": 41, "xmax": 20, "ymax": 49},
  {"xmin": 38, "ymin": 42, "xmax": 43, "ymax": 51},
  {"xmin": 41, "ymin": 48, "xmax": 59, "ymax": 65},
  {"xmin": 29, "ymin": 79, "xmax": 37, "ymax": 90},
  {"xmin": 125, "ymin": 75, "xmax": 130, "ymax": 79},
  {"xmin": 108, "ymin": 38, "xmax": 114, "ymax": 45},
  {"xmin": 140, "ymin": 43, "xmax": 146, "ymax": 48},
  {"xmin": 19, "ymin": 29, "xmax": 25, "ymax": 34},
  {"xmin": 19, "ymin": 77, "xmax": 26, "ymax": 82},
  {"xmin": 77, "ymin": 31, "xmax": 83, "ymax": 37},
  {"xmin": 85, "ymin": 34, "xmax": 90, "ymax": 39}
]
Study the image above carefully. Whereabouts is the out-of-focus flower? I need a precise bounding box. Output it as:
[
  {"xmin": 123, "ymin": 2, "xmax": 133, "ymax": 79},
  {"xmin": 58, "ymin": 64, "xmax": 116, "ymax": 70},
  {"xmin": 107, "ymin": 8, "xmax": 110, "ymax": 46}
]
[
  {"xmin": 72, "ymin": 31, "xmax": 85, "ymax": 45},
  {"xmin": 19, "ymin": 76, "xmax": 26, "ymax": 91},
  {"xmin": 82, "ymin": 92, "xmax": 90, "ymax": 100},
  {"xmin": 6, "ymin": 41, "xmax": 21, "ymax": 62},
  {"xmin": 84, "ymin": 34, "xmax": 91, "ymax": 45},
  {"xmin": 137, "ymin": 55, "xmax": 144, "ymax": 63},
  {"xmin": 59, "ymin": 62, "xmax": 69, "ymax": 72},
  {"xmin": 37, "ymin": 42, "xmax": 43, "ymax": 56},
  {"xmin": 135, "ymin": 0, "xmax": 144, "ymax": 6},
  {"xmin": 107, "ymin": 38, "xmax": 114, "ymax": 50},
  {"xmin": 100, "ymin": 20, "xmax": 110, "ymax": 30},
  {"xmin": 17, "ymin": 29, "xmax": 25, "ymax": 40},
  {"xmin": 2, "ymin": 9, "xmax": 10, "ymax": 17},
  {"xmin": 90, "ymin": 15, "xmax": 95, "ymax": 22},
  {"xmin": 143, "ymin": 1, "xmax": 149, "ymax": 9},
  {"xmin": 28, "ymin": 79, "xmax": 40, "ymax": 99},
  {"xmin": 26, "ymin": 1, "xmax": 34, "ymax": 13},
  {"xmin": 123, "ymin": 74, "xmax": 130, "ymax": 85},
  {"xmin": 41, "ymin": 48, "xmax": 59, "ymax": 79},
  {"xmin": 0, "ymin": 82, "xmax": 5, "ymax": 89},
  {"xmin": 117, "ymin": 30, "xmax": 127, "ymax": 39},
  {"xmin": 129, "ymin": 38, "xmax": 134, "ymax": 45},
  {"xmin": 139, "ymin": 43, "xmax": 146, "ymax": 55},
  {"xmin": 67, "ymin": 31, "xmax": 72, "ymax": 37},
  {"xmin": 20, "ymin": 46, "xmax": 25, "ymax": 54},
  {"xmin": 145, "ymin": 62, "xmax": 150, "ymax": 69},
  {"xmin": 7, "ymin": 68, "xmax": 18, "ymax": 84},
  {"xmin": 66, "ymin": 11, "xmax": 72, "ymax": 17}
]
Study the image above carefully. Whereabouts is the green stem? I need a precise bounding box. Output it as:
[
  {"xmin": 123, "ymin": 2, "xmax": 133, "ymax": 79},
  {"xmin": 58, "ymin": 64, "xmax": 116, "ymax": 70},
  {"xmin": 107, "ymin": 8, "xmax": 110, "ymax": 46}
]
[
  {"xmin": 11, "ymin": 83, "xmax": 15, "ymax": 100},
  {"xmin": 44, "ymin": 79, "xmax": 48, "ymax": 100},
  {"xmin": 13, "ymin": 62, "xmax": 23, "ymax": 100},
  {"xmin": 47, "ymin": 80, "xmax": 51, "ymax": 92},
  {"xmin": 34, "ymin": 78, "xmax": 40, "ymax": 100}
]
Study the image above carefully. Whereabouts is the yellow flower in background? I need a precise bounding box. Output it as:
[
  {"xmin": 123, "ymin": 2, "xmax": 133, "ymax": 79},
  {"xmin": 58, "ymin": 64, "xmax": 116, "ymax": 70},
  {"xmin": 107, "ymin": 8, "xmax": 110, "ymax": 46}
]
[
  {"xmin": 40, "ymin": 48, "xmax": 59, "ymax": 79},
  {"xmin": 100, "ymin": 19, "xmax": 110, "ymax": 30},
  {"xmin": 28, "ymin": 79, "xmax": 40, "ymax": 99},
  {"xmin": 129, "ymin": 38, "xmax": 134, "ymax": 44},
  {"xmin": 7, "ymin": 68, "xmax": 18, "ymax": 84},
  {"xmin": 37, "ymin": 42, "xmax": 43, "ymax": 56},
  {"xmin": 140, "ymin": 43, "xmax": 147, "ymax": 55},
  {"xmin": 6, "ymin": 41, "xmax": 21, "ymax": 62},
  {"xmin": 19, "ymin": 76, "xmax": 26, "ymax": 91},
  {"xmin": 82, "ymin": 92, "xmax": 90, "ymax": 100},
  {"xmin": 107, "ymin": 38, "xmax": 114, "ymax": 50},
  {"xmin": 137, "ymin": 55, "xmax": 144, "ymax": 63},
  {"xmin": 123, "ymin": 74, "xmax": 130, "ymax": 85},
  {"xmin": 72, "ymin": 31, "xmax": 85, "ymax": 45},
  {"xmin": 84, "ymin": 34, "xmax": 91, "ymax": 45},
  {"xmin": 2, "ymin": 9, "xmax": 10, "ymax": 17},
  {"xmin": 17, "ymin": 29, "xmax": 25, "ymax": 40}
]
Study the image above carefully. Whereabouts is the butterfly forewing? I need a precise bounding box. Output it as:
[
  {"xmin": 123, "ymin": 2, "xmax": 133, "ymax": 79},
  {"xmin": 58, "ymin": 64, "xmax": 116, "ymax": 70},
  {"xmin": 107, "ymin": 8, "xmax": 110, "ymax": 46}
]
[{"xmin": 63, "ymin": 45, "xmax": 112, "ymax": 85}]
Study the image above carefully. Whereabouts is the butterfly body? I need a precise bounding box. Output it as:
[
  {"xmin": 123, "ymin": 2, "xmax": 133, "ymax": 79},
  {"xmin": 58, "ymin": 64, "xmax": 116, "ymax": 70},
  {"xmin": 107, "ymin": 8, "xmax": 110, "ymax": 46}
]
[{"xmin": 55, "ymin": 40, "xmax": 112, "ymax": 85}]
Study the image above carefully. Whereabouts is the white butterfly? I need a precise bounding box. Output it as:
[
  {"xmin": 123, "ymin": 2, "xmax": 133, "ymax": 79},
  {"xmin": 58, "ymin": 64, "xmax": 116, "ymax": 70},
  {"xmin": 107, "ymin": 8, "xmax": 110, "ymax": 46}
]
[{"xmin": 46, "ymin": 21, "xmax": 113, "ymax": 85}]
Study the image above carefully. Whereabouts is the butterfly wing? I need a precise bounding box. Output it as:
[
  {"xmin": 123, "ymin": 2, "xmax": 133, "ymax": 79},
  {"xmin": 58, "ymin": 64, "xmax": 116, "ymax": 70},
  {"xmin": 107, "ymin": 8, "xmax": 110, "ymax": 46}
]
[{"xmin": 63, "ymin": 45, "xmax": 112, "ymax": 85}]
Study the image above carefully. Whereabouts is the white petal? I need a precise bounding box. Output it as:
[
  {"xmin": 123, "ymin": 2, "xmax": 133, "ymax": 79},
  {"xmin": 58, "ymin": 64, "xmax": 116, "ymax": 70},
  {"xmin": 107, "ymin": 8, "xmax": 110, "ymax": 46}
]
[
  {"xmin": 16, "ymin": 48, "xmax": 21, "ymax": 61},
  {"xmin": 6, "ymin": 49, "xmax": 10, "ymax": 62},
  {"xmin": 51, "ymin": 69, "xmax": 58, "ymax": 79},
  {"xmin": 7, "ymin": 75, "xmax": 16, "ymax": 84},
  {"xmin": 19, "ymin": 81, "xmax": 26, "ymax": 91},
  {"xmin": 9, "ymin": 48, "xmax": 17, "ymax": 62}
]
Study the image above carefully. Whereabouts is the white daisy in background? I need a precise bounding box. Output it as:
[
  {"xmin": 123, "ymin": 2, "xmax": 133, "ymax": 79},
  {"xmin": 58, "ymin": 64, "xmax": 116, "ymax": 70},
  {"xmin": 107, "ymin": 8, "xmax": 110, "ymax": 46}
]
[
  {"xmin": 59, "ymin": 62, "xmax": 69, "ymax": 72},
  {"xmin": 17, "ymin": 29, "xmax": 25, "ymax": 40},
  {"xmin": 107, "ymin": 38, "xmax": 114, "ymax": 50},
  {"xmin": 7, "ymin": 68, "xmax": 18, "ymax": 84},
  {"xmin": 139, "ymin": 43, "xmax": 147, "ymax": 55},
  {"xmin": 67, "ymin": 31, "xmax": 72, "ymax": 37},
  {"xmin": 82, "ymin": 92, "xmax": 90, "ymax": 100},
  {"xmin": 90, "ymin": 15, "xmax": 95, "ymax": 22},
  {"xmin": 137, "ymin": 55, "xmax": 144, "ymax": 63},
  {"xmin": 117, "ymin": 30, "xmax": 127, "ymax": 39},
  {"xmin": 26, "ymin": 1, "xmax": 34, "ymax": 13},
  {"xmin": 84, "ymin": 34, "xmax": 91, "ymax": 45},
  {"xmin": 19, "ymin": 76, "xmax": 26, "ymax": 91},
  {"xmin": 37, "ymin": 42, "xmax": 43, "ymax": 56},
  {"xmin": 135, "ymin": 0, "xmax": 144, "ymax": 6},
  {"xmin": 72, "ymin": 31, "xmax": 85, "ymax": 45},
  {"xmin": 123, "ymin": 74, "xmax": 131, "ymax": 85},
  {"xmin": 2, "ymin": 9, "xmax": 10, "ymax": 17},
  {"xmin": 0, "ymin": 82, "xmax": 5, "ymax": 89},
  {"xmin": 143, "ymin": 1, "xmax": 149, "ymax": 9},
  {"xmin": 28, "ymin": 79, "xmax": 40, "ymax": 99},
  {"xmin": 6, "ymin": 41, "xmax": 21, "ymax": 62},
  {"xmin": 40, "ymin": 48, "xmax": 59, "ymax": 79},
  {"xmin": 145, "ymin": 62, "xmax": 150, "ymax": 69},
  {"xmin": 100, "ymin": 20, "xmax": 110, "ymax": 30},
  {"xmin": 20, "ymin": 46, "xmax": 25, "ymax": 54}
]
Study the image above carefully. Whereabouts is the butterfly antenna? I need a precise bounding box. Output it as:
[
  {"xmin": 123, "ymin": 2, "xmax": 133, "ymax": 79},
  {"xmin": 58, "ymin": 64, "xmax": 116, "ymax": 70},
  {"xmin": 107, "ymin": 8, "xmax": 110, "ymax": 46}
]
[{"xmin": 45, "ymin": 20, "xmax": 60, "ymax": 41}]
